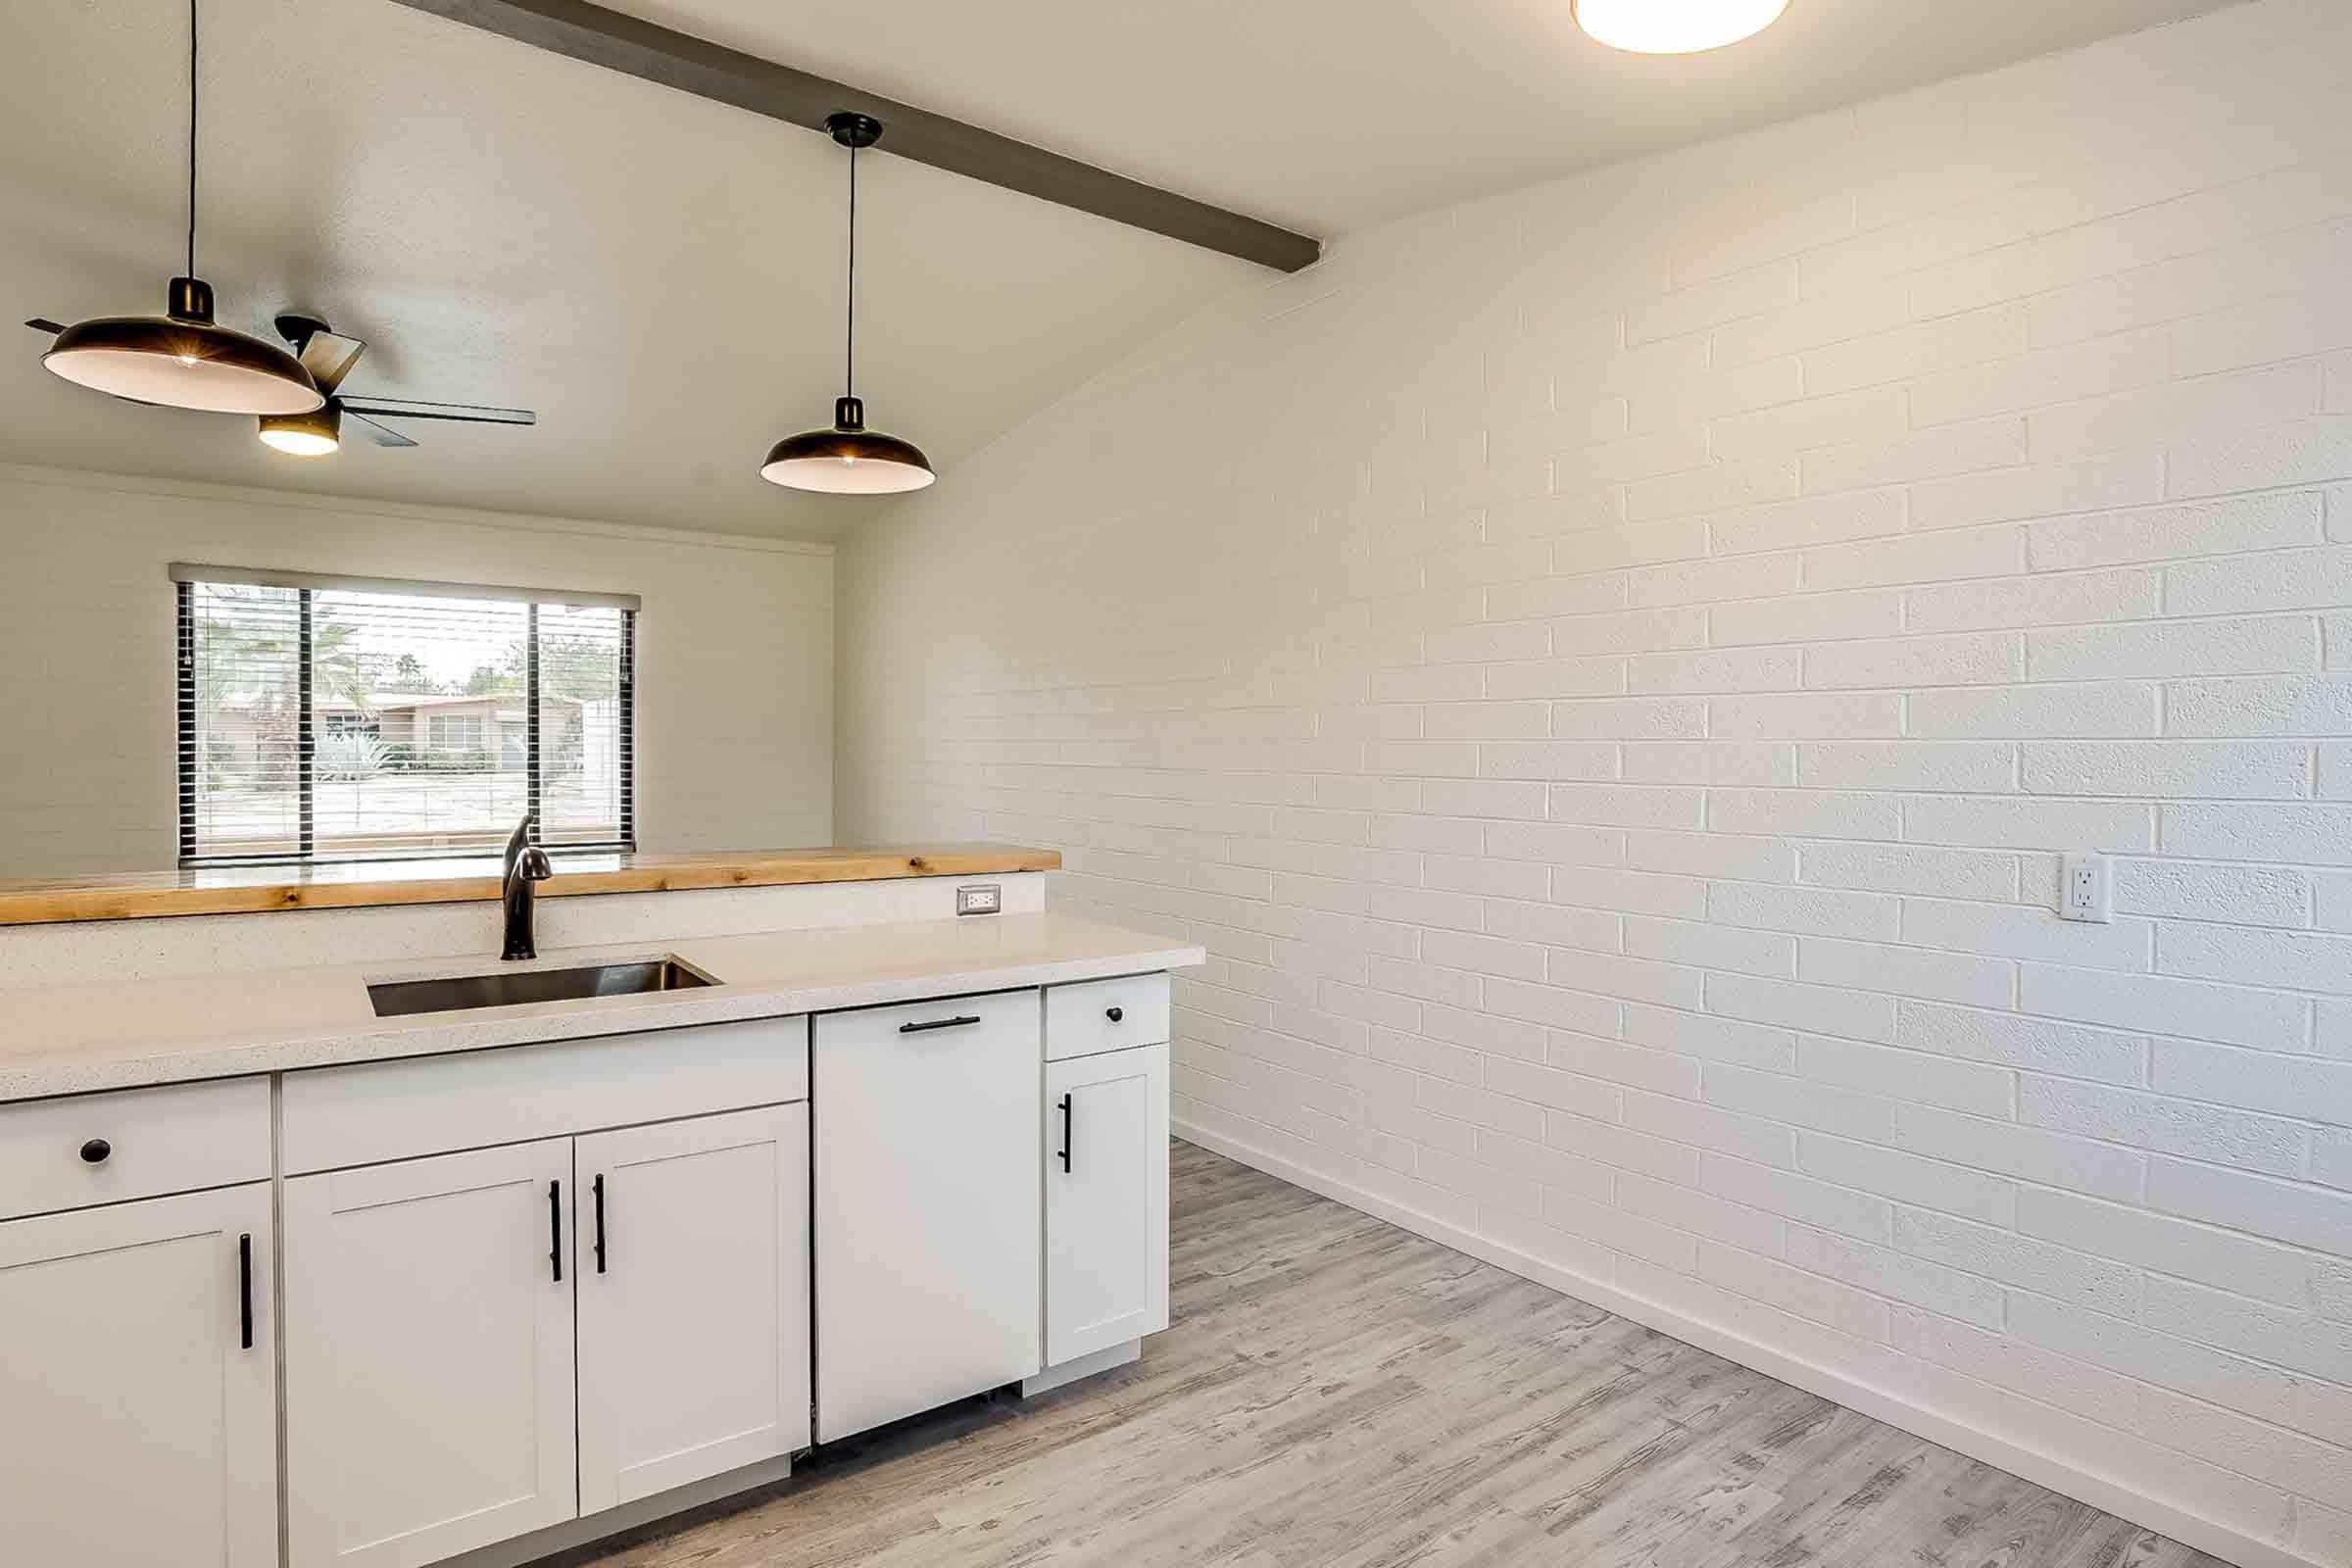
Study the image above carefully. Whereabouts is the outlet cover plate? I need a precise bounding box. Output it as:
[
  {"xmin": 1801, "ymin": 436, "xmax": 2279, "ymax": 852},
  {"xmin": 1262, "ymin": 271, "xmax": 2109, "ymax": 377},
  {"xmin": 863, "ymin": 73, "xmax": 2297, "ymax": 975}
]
[
  {"xmin": 2060, "ymin": 853, "xmax": 2112, "ymax": 923},
  {"xmin": 956, "ymin": 883, "xmax": 1004, "ymax": 916}
]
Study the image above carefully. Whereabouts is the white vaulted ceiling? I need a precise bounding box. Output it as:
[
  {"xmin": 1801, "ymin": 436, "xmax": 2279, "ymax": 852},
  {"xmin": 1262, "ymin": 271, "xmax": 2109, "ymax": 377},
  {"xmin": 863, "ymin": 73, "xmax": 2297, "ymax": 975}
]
[
  {"xmin": 618, "ymin": 0, "xmax": 2238, "ymax": 236},
  {"xmin": 0, "ymin": 0, "xmax": 2231, "ymax": 540}
]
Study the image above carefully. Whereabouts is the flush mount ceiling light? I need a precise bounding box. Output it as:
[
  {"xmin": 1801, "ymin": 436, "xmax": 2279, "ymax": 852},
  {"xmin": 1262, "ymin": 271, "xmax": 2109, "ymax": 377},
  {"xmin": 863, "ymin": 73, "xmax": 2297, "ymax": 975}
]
[
  {"xmin": 1574, "ymin": 0, "xmax": 1789, "ymax": 53},
  {"xmin": 34, "ymin": 0, "xmax": 321, "ymax": 416},
  {"xmin": 760, "ymin": 112, "xmax": 936, "ymax": 496}
]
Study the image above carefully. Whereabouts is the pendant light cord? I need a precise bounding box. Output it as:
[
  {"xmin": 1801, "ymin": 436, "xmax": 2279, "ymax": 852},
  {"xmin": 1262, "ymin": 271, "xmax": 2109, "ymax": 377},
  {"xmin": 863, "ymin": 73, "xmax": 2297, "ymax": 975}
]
[
  {"xmin": 844, "ymin": 134, "xmax": 857, "ymax": 400},
  {"xmin": 185, "ymin": 0, "xmax": 198, "ymax": 277}
]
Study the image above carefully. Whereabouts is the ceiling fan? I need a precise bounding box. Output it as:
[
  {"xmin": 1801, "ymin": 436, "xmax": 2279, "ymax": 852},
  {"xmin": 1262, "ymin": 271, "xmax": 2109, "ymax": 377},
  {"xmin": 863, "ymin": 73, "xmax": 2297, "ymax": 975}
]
[{"xmin": 22, "ymin": 311, "xmax": 535, "ymax": 457}]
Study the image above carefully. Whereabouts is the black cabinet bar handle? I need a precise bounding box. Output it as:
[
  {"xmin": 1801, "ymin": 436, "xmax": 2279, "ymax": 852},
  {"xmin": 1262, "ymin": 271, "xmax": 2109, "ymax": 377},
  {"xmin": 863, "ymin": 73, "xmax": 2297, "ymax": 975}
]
[
  {"xmin": 592, "ymin": 1174, "xmax": 607, "ymax": 1274},
  {"xmin": 1057, "ymin": 1094, "xmax": 1074, "ymax": 1173},
  {"xmin": 79, "ymin": 1138, "xmax": 111, "ymax": 1164},
  {"xmin": 900, "ymin": 1014, "xmax": 982, "ymax": 1033},
  {"xmin": 237, "ymin": 1233, "xmax": 253, "ymax": 1350},
  {"xmin": 548, "ymin": 1179, "xmax": 564, "ymax": 1284}
]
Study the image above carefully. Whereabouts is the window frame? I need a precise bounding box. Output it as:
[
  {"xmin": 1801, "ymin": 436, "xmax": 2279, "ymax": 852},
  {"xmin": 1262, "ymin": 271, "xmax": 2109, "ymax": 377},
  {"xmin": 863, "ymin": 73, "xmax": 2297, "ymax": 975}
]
[
  {"xmin": 174, "ymin": 570, "xmax": 638, "ymax": 867},
  {"xmin": 426, "ymin": 713, "xmax": 486, "ymax": 753}
]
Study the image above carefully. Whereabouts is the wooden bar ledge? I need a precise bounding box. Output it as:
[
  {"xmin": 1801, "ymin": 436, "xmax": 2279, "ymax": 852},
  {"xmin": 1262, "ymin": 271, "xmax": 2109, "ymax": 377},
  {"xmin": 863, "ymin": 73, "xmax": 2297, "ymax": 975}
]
[{"xmin": 0, "ymin": 845, "xmax": 1062, "ymax": 927}]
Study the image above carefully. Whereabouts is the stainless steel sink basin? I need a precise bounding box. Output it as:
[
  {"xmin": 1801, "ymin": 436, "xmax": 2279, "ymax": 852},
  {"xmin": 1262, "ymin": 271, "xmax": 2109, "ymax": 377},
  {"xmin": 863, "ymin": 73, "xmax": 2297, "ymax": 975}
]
[{"xmin": 368, "ymin": 958, "xmax": 714, "ymax": 1018}]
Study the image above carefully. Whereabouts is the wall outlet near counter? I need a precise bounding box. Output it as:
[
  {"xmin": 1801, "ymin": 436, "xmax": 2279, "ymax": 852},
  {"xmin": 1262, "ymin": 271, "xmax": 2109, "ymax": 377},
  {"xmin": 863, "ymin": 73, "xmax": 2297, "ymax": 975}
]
[
  {"xmin": 2059, "ymin": 853, "xmax": 2111, "ymax": 923},
  {"xmin": 956, "ymin": 883, "xmax": 1004, "ymax": 916}
]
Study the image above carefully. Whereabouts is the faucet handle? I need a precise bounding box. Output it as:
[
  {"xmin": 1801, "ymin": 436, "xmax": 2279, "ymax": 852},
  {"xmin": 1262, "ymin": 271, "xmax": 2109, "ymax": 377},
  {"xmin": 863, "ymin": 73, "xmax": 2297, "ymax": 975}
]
[{"xmin": 518, "ymin": 846, "xmax": 554, "ymax": 882}]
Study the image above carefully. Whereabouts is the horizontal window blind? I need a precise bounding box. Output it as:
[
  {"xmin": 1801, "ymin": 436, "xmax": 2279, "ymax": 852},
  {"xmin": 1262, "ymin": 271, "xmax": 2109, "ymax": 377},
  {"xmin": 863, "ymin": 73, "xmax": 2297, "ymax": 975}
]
[{"xmin": 176, "ymin": 568, "xmax": 636, "ymax": 864}]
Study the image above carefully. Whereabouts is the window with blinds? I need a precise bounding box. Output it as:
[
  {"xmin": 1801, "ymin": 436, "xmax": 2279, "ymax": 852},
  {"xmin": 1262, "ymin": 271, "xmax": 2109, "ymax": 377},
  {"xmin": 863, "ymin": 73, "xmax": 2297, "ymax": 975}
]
[{"xmin": 174, "ymin": 565, "xmax": 637, "ymax": 864}]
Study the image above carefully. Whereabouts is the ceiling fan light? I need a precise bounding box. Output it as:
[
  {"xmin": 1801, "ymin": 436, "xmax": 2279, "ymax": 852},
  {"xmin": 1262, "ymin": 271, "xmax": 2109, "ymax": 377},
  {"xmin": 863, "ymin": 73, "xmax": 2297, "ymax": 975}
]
[
  {"xmin": 43, "ymin": 277, "xmax": 323, "ymax": 416},
  {"xmin": 1574, "ymin": 0, "xmax": 1788, "ymax": 53},
  {"xmin": 258, "ymin": 401, "xmax": 340, "ymax": 456}
]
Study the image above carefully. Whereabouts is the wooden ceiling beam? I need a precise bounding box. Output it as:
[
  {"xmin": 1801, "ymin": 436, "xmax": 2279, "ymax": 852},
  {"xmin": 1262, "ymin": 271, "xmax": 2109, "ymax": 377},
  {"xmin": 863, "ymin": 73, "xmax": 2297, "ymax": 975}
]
[{"xmin": 382, "ymin": 0, "xmax": 1323, "ymax": 272}]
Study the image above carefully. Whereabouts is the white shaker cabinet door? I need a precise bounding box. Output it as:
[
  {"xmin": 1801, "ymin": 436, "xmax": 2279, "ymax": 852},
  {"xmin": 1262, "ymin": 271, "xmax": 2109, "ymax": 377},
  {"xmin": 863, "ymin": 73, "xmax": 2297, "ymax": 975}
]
[
  {"xmin": 576, "ymin": 1103, "xmax": 810, "ymax": 1512},
  {"xmin": 1044, "ymin": 1043, "xmax": 1169, "ymax": 1365},
  {"xmin": 814, "ymin": 990, "xmax": 1042, "ymax": 1441},
  {"xmin": 0, "ymin": 1183, "xmax": 276, "ymax": 1568},
  {"xmin": 284, "ymin": 1139, "xmax": 578, "ymax": 1568}
]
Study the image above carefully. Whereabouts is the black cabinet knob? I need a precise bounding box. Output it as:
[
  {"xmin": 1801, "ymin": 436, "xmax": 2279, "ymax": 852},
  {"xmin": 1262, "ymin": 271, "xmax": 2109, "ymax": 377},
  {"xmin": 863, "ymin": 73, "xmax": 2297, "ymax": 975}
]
[
  {"xmin": 1105, "ymin": 1006, "xmax": 1124, "ymax": 1023},
  {"xmin": 79, "ymin": 1138, "xmax": 111, "ymax": 1164}
]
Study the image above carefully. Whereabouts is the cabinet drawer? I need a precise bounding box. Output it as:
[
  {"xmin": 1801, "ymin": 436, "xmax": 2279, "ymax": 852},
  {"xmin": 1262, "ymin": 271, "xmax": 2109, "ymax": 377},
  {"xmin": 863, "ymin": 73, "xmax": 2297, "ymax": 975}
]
[
  {"xmin": 0, "ymin": 1077, "xmax": 270, "ymax": 1222},
  {"xmin": 282, "ymin": 1015, "xmax": 808, "ymax": 1176},
  {"xmin": 1046, "ymin": 973, "xmax": 1170, "ymax": 1061}
]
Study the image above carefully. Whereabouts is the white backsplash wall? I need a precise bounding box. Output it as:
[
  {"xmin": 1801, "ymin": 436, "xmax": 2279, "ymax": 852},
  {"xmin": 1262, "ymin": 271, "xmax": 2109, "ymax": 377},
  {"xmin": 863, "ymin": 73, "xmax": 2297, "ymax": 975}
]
[
  {"xmin": 0, "ymin": 464, "xmax": 834, "ymax": 877},
  {"xmin": 0, "ymin": 874, "xmax": 1048, "ymax": 989},
  {"xmin": 839, "ymin": 4, "xmax": 2352, "ymax": 1564}
]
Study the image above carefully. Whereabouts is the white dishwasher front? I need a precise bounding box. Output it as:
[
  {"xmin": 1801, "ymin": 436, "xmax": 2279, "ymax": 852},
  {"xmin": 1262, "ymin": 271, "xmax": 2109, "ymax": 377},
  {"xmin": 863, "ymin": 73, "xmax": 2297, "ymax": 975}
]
[{"xmin": 812, "ymin": 988, "xmax": 1042, "ymax": 1441}]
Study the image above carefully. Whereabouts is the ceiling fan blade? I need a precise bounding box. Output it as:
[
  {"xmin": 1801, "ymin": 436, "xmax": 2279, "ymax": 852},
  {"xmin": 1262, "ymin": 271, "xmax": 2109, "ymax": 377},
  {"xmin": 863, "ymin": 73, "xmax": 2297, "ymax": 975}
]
[
  {"xmin": 297, "ymin": 329, "xmax": 368, "ymax": 391},
  {"xmin": 345, "ymin": 410, "xmax": 419, "ymax": 449},
  {"xmin": 337, "ymin": 394, "xmax": 535, "ymax": 426}
]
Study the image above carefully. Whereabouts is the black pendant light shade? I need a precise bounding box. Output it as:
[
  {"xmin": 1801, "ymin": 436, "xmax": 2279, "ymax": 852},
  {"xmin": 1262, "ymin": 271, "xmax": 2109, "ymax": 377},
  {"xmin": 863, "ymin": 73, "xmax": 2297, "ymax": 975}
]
[
  {"xmin": 760, "ymin": 394, "xmax": 934, "ymax": 494},
  {"xmin": 761, "ymin": 112, "xmax": 935, "ymax": 496},
  {"xmin": 48, "ymin": 276, "xmax": 322, "ymax": 416},
  {"xmin": 38, "ymin": 1, "xmax": 322, "ymax": 417}
]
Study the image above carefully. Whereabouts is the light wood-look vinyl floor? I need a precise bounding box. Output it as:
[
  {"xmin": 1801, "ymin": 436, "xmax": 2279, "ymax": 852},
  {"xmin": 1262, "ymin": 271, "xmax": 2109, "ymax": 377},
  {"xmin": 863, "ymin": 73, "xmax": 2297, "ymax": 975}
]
[{"xmin": 567, "ymin": 1140, "xmax": 2224, "ymax": 1568}]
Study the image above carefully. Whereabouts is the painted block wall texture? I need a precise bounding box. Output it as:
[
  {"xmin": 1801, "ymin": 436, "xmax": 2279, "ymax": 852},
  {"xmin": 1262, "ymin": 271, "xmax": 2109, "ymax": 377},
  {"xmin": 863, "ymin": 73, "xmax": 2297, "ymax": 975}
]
[
  {"xmin": 0, "ymin": 466, "xmax": 835, "ymax": 877},
  {"xmin": 840, "ymin": 3, "xmax": 2352, "ymax": 1560}
]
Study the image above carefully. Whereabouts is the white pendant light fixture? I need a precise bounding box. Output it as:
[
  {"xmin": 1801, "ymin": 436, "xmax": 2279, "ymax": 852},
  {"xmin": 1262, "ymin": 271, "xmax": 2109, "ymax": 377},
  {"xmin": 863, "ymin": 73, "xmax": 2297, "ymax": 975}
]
[
  {"xmin": 760, "ymin": 112, "xmax": 936, "ymax": 496},
  {"xmin": 1575, "ymin": 0, "xmax": 1789, "ymax": 54},
  {"xmin": 40, "ymin": 0, "xmax": 321, "ymax": 416}
]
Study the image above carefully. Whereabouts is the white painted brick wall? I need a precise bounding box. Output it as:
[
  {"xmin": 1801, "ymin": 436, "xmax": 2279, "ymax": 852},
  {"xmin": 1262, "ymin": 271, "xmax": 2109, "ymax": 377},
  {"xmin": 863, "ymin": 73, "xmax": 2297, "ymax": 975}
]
[{"xmin": 840, "ymin": 5, "xmax": 2352, "ymax": 1562}]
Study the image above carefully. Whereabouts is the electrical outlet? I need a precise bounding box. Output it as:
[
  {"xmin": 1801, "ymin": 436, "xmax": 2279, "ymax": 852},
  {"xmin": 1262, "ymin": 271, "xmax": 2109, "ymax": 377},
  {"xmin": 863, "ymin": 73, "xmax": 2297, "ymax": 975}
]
[
  {"xmin": 2059, "ymin": 853, "xmax": 2111, "ymax": 923},
  {"xmin": 956, "ymin": 883, "xmax": 1003, "ymax": 916}
]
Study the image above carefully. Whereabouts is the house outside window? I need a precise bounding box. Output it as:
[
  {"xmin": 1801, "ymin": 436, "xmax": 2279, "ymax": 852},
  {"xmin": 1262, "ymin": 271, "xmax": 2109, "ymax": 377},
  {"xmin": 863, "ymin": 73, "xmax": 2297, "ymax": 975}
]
[{"xmin": 176, "ymin": 565, "xmax": 637, "ymax": 864}]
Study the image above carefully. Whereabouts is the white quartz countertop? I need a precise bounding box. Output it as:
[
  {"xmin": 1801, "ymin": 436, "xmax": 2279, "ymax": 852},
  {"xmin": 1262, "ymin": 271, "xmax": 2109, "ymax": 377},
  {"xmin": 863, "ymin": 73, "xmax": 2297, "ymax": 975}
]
[{"xmin": 0, "ymin": 912, "xmax": 1204, "ymax": 1101}]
